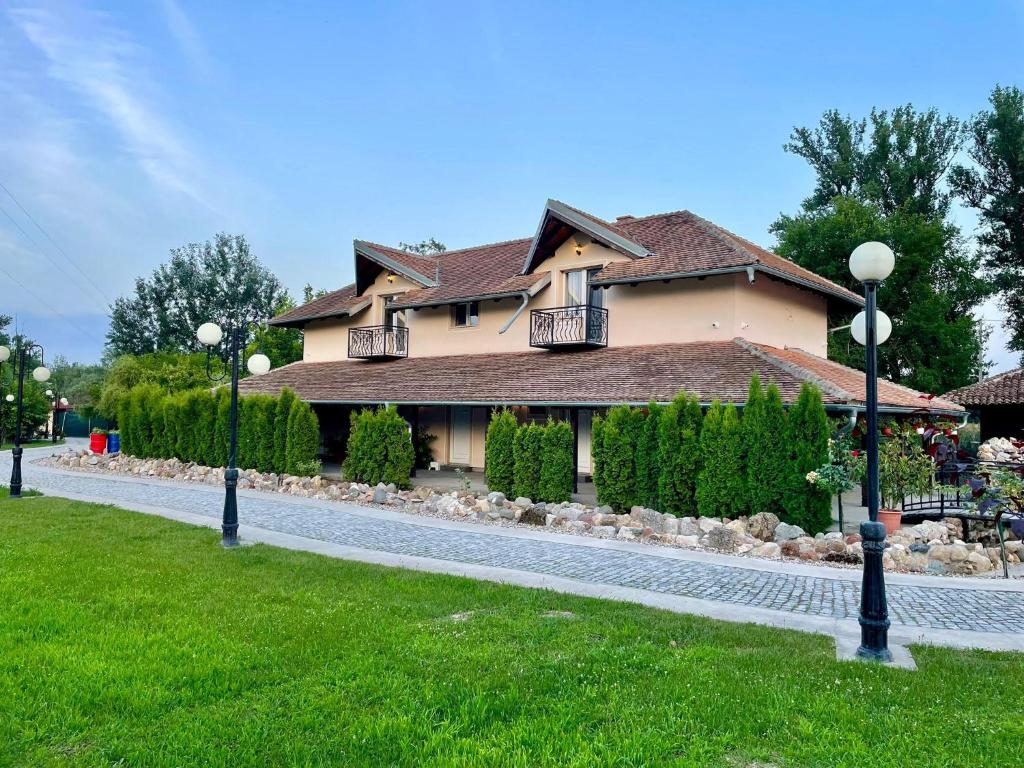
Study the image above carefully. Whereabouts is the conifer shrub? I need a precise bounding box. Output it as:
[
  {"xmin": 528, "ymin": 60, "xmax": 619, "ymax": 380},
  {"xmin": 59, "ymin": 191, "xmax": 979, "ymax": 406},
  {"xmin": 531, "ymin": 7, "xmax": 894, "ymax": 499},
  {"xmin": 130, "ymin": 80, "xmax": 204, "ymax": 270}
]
[
  {"xmin": 696, "ymin": 400, "xmax": 746, "ymax": 518},
  {"xmin": 273, "ymin": 388, "xmax": 297, "ymax": 474},
  {"xmin": 745, "ymin": 379, "xmax": 789, "ymax": 517},
  {"xmin": 159, "ymin": 396, "xmax": 179, "ymax": 460},
  {"xmin": 597, "ymin": 405, "xmax": 643, "ymax": 512},
  {"xmin": 341, "ymin": 406, "xmax": 413, "ymax": 487},
  {"xmin": 343, "ymin": 409, "xmax": 375, "ymax": 482},
  {"xmin": 538, "ymin": 419, "xmax": 574, "ymax": 503},
  {"xmin": 782, "ymin": 382, "xmax": 832, "ymax": 534},
  {"xmin": 635, "ymin": 403, "xmax": 662, "ymax": 509},
  {"xmin": 657, "ymin": 392, "xmax": 703, "ymax": 516},
  {"xmin": 252, "ymin": 395, "xmax": 278, "ymax": 473},
  {"xmin": 195, "ymin": 390, "xmax": 218, "ymax": 467},
  {"xmin": 285, "ymin": 398, "xmax": 321, "ymax": 476},
  {"xmin": 590, "ymin": 413, "xmax": 606, "ymax": 498},
  {"xmin": 512, "ymin": 422, "xmax": 543, "ymax": 501},
  {"xmin": 484, "ymin": 407, "xmax": 517, "ymax": 496},
  {"xmin": 213, "ymin": 387, "xmax": 232, "ymax": 467}
]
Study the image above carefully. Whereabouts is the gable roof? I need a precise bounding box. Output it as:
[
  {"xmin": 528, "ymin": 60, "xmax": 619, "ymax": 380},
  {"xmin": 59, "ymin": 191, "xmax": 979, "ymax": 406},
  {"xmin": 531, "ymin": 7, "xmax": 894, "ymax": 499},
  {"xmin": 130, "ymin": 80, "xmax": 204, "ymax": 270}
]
[
  {"xmin": 237, "ymin": 338, "xmax": 962, "ymax": 414},
  {"xmin": 354, "ymin": 240, "xmax": 438, "ymax": 292},
  {"xmin": 944, "ymin": 367, "xmax": 1024, "ymax": 406},
  {"xmin": 592, "ymin": 210, "xmax": 863, "ymax": 305},
  {"xmin": 268, "ymin": 284, "xmax": 370, "ymax": 328}
]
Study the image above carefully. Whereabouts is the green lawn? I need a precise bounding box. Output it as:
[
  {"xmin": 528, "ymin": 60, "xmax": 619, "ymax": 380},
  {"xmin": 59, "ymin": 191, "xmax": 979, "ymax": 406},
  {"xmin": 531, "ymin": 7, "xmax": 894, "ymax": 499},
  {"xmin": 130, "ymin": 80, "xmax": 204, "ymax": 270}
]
[
  {"xmin": 0, "ymin": 439, "xmax": 63, "ymax": 451},
  {"xmin": 1, "ymin": 492, "xmax": 1021, "ymax": 767}
]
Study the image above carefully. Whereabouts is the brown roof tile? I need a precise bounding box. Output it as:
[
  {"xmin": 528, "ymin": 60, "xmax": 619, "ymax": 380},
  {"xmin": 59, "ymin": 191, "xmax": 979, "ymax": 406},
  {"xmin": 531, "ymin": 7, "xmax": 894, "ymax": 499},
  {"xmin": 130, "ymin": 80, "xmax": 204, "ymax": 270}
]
[
  {"xmin": 268, "ymin": 284, "xmax": 369, "ymax": 327},
  {"xmin": 238, "ymin": 340, "xmax": 962, "ymax": 413},
  {"xmin": 944, "ymin": 368, "xmax": 1024, "ymax": 406}
]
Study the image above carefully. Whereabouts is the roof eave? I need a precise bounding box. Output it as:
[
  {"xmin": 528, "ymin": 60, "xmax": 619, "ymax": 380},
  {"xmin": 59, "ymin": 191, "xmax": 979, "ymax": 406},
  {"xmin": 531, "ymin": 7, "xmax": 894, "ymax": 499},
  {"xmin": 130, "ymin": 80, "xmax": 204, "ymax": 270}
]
[
  {"xmin": 354, "ymin": 241, "xmax": 438, "ymax": 288},
  {"xmin": 391, "ymin": 273, "xmax": 551, "ymax": 310},
  {"xmin": 267, "ymin": 297, "xmax": 372, "ymax": 328}
]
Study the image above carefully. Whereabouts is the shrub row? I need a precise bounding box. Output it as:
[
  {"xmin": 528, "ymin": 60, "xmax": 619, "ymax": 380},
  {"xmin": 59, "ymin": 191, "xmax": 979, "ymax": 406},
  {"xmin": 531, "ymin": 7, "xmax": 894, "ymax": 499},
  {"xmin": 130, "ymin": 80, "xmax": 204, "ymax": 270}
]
[
  {"xmin": 343, "ymin": 406, "xmax": 415, "ymax": 488},
  {"xmin": 486, "ymin": 409, "xmax": 574, "ymax": 503},
  {"xmin": 117, "ymin": 385, "xmax": 320, "ymax": 475},
  {"xmin": 592, "ymin": 377, "xmax": 832, "ymax": 534}
]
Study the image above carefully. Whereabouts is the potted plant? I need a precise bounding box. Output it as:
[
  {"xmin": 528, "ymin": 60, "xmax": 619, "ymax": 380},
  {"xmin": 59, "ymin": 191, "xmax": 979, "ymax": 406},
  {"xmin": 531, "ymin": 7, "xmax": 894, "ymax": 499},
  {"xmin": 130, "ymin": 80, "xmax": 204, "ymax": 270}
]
[
  {"xmin": 807, "ymin": 432, "xmax": 866, "ymax": 533},
  {"xmin": 106, "ymin": 429, "xmax": 120, "ymax": 455},
  {"xmin": 89, "ymin": 427, "xmax": 108, "ymax": 455},
  {"xmin": 878, "ymin": 427, "xmax": 934, "ymax": 533}
]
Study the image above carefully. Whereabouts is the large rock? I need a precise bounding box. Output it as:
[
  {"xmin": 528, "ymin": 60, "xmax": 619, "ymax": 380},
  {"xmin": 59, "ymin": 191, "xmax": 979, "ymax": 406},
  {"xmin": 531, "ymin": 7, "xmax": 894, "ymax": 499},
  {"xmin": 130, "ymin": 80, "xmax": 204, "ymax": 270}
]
[
  {"xmin": 702, "ymin": 526, "xmax": 739, "ymax": 552},
  {"xmin": 750, "ymin": 542, "xmax": 781, "ymax": 558},
  {"xmin": 631, "ymin": 507, "xmax": 666, "ymax": 533},
  {"xmin": 513, "ymin": 497, "xmax": 533, "ymax": 509},
  {"xmin": 677, "ymin": 517, "xmax": 700, "ymax": 537},
  {"xmin": 774, "ymin": 522, "xmax": 806, "ymax": 542},
  {"xmin": 487, "ymin": 491, "xmax": 506, "ymax": 506},
  {"xmin": 748, "ymin": 512, "xmax": 780, "ymax": 541},
  {"xmin": 698, "ymin": 517, "xmax": 722, "ymax": 534}
]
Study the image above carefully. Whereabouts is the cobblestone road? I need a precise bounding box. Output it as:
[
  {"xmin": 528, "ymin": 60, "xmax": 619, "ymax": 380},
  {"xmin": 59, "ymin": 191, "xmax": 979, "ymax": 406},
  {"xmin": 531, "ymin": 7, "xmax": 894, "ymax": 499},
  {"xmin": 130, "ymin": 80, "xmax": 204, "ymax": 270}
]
[{"xmin": 7, "ymin": 445, "xmax": 1024, "ymax": 635}]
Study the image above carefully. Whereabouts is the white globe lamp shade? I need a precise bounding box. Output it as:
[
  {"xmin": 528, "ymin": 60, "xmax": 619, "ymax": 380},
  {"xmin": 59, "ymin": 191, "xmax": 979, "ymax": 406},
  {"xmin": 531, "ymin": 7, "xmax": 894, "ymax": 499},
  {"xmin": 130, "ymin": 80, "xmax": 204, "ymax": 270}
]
[
  {"xmin": 32, "ymin": 366, "xmax": 50, "ymax": 382},
  {"xmin": 196, "ymin": 322, "xmax": 223, "ymax": 347},
  {"xmin": 0, "ymin": 345, "xmax": 9, "ymax": 363},
  {"xmin": 246, "ymin": 353, "xmax": 271, "ymax": 376},
  {"xmin": 60, "ymin": 397, "xmax": 69, "ymax": 406},
  {"xmin": 851, "ymin": 310, "xmax": 893, "ymax": 346},
  {"xmin": 46, "ymin": 389, "xmax": 53, "ymax": 397},
  {"xmin": 4, "ymin": 394, "xmax": 13, "ymax": 403},
  {"xmin": 849, "ymin": 242, "xmax": 895, "ymax": 282}
]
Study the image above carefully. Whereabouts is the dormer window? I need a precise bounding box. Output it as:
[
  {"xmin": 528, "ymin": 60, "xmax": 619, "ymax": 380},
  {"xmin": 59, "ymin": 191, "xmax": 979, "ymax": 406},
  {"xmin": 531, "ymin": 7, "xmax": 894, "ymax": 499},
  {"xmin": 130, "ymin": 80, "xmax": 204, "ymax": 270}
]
[{"xmin": 452, "ymin": 301, "xmax": 479, "ymax": 328}]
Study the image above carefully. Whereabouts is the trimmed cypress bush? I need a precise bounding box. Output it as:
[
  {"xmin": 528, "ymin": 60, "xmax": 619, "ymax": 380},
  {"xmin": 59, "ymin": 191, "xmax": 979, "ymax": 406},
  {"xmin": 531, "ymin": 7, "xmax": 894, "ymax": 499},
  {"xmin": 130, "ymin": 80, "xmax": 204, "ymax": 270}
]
[
  {"xmin": 160, "ymin": 396, "xmax": 178, "ymax": 460},
  {"xmin": 175, "ymin": 391, "xmax": 198, "ymax": 463},
  {"xmin": 273, "ymin": 388, "xmax": 297, "ymax": 474},
  {"xmin": 214, "ymin": 387, "xmax": 232, "ymax": 467},
  {"xmin": 657, "ymin": 392, "xmax": 703, "ymax": 516},
  {"xmin": 285, "ymin": 398, "xmax": 321, "ymax": 476},
  {"xmin": 590, "ymin": 413, "xmax": 605, "ymax": 498},
  {"xmin": 635, "ymin": 403, "xmax": 662, "ymax": 509},
  {"xmin": 597, "ymin": 405, "xmax": 643, "ymax": 512},
  {"xmin": 236, "ymin": 397, "xmax": 254, "ymax": 469},
  {"xmin": 512, "ymin": 423, "xmax": 543, "ymax": 501},
  {"xmin": 195, "ymin": 390, "xmax": 217, "ymax": 467},
  {"xmin": 746, "ymin": 380, "xmax": 789, "ymax": 517},
  {"xmin": 341, "ymin": 406, "xmax": 412, "ymax": 487},
  {"xmin": 782, "ymin": 382, "xmax": 832, "ymax": 534},
  {"xmin": 484, "ymin": 407, "xmax": 517, "ymax": 496},
  {"xmin": 538, "ymin": 419, "xmax": 574, "ymax": 503},
  {"xmin": 378, "ymin": 406, "xmax": 415, "ymax": 488},
  {"xmin": 252, "ymin": 395, "xmax": 278, "ymax": 473},
  {"xmin": 695, "ymin": 401, "xmax": 745, "ymax": 518},
  {"xmin": 343, "ymin": 409, "xmax": 374, "ymax": 481}
]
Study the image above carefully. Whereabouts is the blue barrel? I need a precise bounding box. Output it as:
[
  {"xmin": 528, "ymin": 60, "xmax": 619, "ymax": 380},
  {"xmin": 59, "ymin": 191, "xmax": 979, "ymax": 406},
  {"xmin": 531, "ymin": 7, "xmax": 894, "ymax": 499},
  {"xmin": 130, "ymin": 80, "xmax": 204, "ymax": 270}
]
[{"xmin": 107, "ymin": 433, "xmax": 121, "ymax": 454}]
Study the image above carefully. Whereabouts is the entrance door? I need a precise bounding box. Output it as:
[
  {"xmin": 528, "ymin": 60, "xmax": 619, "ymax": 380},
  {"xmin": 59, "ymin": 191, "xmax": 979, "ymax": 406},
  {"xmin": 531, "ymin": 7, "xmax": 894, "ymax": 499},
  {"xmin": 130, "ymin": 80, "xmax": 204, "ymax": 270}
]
[
  {"xmin": 577, "ymin": 409, "xmax": 592, "ymax": 474},
  {"xmin": 450, "ymin": 406, "xmax": 472, "ymax": 465}
]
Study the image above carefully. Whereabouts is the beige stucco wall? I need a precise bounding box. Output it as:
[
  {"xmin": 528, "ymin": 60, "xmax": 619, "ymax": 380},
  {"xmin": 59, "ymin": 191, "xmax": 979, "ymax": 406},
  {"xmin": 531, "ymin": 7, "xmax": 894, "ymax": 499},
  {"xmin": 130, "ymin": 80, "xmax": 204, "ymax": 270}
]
[{"xmin": 300, "ymin": 239, "xmax": 829, "ymax": 363}]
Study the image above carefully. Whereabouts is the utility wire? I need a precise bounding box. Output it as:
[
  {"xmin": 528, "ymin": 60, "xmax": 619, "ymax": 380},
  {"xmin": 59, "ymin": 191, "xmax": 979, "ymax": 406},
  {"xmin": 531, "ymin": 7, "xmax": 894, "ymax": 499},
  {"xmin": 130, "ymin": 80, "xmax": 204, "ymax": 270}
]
[
  {"xmin": 0, "ymin": 261, "xmax": 107, "ymax": 348},
  {"xmin": 0, "ymin": 180, "xmax": 113, "ymax": 304}
]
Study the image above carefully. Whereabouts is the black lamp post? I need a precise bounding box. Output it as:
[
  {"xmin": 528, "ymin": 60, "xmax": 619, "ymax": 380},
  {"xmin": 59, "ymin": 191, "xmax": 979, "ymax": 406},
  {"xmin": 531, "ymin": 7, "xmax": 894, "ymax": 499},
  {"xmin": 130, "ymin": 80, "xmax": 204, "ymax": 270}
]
[
  {"xmin": 1, "ymin": 341, "xmax": 51, "ymax": 499},
  {"xmin": 196, "ymin": 321, "xmax": 271, "ymax": 547},
  {"xmin": 849, "ymin": 242, "xmax": 895, "ymax": 663}
]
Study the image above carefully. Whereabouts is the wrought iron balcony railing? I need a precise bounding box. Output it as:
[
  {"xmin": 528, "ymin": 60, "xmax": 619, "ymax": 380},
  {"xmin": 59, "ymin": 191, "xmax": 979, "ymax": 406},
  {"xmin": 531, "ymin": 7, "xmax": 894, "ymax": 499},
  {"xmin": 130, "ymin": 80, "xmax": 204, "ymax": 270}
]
[
  {"xmin": 529, "ymin": 305, "xmax": 608, "ymax": 349},
  {"xmin": 348, "ymin": 325, "xmax": 409, "ymax": 360}
]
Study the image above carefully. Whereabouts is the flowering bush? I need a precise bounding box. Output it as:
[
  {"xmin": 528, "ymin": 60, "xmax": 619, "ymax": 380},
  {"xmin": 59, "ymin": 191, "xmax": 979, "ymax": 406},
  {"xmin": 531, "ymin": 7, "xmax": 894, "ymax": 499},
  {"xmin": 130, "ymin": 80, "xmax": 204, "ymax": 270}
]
[{"xmin": 806, "ymin": 433, "xmax": 865, "ymax": 496}]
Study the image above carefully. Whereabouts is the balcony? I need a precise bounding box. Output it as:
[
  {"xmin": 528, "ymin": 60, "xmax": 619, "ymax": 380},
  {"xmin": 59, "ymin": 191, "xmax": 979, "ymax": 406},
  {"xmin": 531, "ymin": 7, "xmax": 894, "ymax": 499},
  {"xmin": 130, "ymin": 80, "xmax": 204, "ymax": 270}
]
[
  {"xmin": 348, "ymin": 325, "xmax": 409, "ymax": 360},
  {"xmin": 529, "ymin": 305, "xmax": 608, "ymax": 350}
]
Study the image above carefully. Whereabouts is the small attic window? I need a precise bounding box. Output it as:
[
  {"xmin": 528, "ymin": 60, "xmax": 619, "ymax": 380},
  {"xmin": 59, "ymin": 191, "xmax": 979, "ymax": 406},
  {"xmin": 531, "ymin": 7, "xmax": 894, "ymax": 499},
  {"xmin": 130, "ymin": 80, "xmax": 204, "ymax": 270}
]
[{"xmin": 452, "ymin": 301, "xmax": 479, "ymax": 328}]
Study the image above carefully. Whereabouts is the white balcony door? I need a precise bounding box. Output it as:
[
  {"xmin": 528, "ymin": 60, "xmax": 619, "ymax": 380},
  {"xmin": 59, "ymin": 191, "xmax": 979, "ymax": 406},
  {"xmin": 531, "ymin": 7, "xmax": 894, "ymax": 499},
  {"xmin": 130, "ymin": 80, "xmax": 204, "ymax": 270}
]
[{"xmin": 450, "ymin": 406, "xmax": 472, "ymax": 465}]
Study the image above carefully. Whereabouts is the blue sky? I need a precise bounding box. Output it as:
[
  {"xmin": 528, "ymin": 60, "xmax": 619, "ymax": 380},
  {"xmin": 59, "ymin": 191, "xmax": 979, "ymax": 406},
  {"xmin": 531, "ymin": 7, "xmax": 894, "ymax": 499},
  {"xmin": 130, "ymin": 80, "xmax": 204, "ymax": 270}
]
[{"xmin": 1, "ymin": 0, "xmax": 1021, "ymax": 374}]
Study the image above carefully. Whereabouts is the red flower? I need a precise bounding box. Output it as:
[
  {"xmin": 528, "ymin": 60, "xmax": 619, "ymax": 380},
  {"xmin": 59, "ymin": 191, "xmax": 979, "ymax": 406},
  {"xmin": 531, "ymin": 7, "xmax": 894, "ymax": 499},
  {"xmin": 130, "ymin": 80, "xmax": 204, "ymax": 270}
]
[{"xmin": 851, "ymin": 450, "xmax": 860, "ymax": 457}]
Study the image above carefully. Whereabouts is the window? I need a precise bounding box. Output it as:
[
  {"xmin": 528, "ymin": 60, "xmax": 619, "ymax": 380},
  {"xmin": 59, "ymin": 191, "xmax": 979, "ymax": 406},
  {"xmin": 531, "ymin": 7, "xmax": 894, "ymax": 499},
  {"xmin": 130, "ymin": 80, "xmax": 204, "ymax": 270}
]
[
  {"xmin": 383, "ymin": 295, "xmax": 405, "ymax": 328},
  {"xmin": 452, "ymin": 301, "xmax": 479, "ymax": 327},
  {"xmin": 564, "ymin": 267, "xmax": 603, "ymax": 308}
]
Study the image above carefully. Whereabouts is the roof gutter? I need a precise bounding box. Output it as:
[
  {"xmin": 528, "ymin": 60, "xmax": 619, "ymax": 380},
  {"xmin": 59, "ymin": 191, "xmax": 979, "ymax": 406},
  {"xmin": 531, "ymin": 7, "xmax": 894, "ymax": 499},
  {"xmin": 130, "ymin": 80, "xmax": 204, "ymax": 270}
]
[{"xmin": 590, "ymin": 264, "xmax": 863, "ymax": 306}]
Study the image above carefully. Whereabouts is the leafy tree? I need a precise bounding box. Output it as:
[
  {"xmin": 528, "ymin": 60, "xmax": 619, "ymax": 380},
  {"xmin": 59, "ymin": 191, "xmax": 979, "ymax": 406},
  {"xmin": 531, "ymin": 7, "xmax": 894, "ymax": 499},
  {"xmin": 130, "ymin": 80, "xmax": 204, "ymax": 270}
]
[
  {"xmin": 951, "ymin": 85, "xmax": 1024, "ymax": 356},
  {"xmin": 657, "ymin": 393, "xmax": 703, "ymax": 516},
  {"xmin": 273, "ymin": 389, "xmax": 298, "ymax": 474},
  {"xmin": 539, "ymin": 420, "xmax": 574, "ymax": 503},
  {"xmin": 773, "ymin": 106, "xmax": 990, "ymax": 392},
  {"xmin": 0, "ymin": 321, "xmax": 58, "ymax": 444},
  {"xmin": 398, "ymin": 238, "xmax": 447, "ymax": 256},
  {"xmin": 782, "ymin": 383, "xmax": 833, "ymax": 534},
  {"xmin": 696, "ymin": 402, "xmax": 746, "ymax": 519},
  {"xmin": 247, "ymin": 295, "xmax": 304, "ymax": 370},
  {"xmin": 48, "ymin": 356, "xmax": 105, "ymax": 419},
  {"xmin": 745, "ymin": 380, "xmax": 789, "ymax": 517},
  {"xmin": 107, "ymin": 233, "xmax": 288, "ymax": 357},
  {"xmin": 96, "ymin": 353, "xmax": 209, "ymax": 420},
  {"xmin": 285, "ymin": 399, "xmax": 321, "ymax": 476},
  {"xmin": 512, "ymin": 423, "xmax": 543, "ymax": 501},
  {"xmin": 635, "ymin": 403, "xmax": 662, "ymax": 509},
  {"xmin": 484, "ymin": 408, "xmax": 517, "ymax": 496}
]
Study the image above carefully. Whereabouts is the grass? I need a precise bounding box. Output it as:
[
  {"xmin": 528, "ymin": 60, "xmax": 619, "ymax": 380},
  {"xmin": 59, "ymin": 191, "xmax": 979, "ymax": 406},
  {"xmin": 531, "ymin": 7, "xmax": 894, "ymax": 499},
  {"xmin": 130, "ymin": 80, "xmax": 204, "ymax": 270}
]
[
  {"xmin": 0, "ymin": 495, "xmax": 1021, "ymax": 767},
  {"xmin": 0, "ymin": 439, "xmax": 63, "ymax": 451}
]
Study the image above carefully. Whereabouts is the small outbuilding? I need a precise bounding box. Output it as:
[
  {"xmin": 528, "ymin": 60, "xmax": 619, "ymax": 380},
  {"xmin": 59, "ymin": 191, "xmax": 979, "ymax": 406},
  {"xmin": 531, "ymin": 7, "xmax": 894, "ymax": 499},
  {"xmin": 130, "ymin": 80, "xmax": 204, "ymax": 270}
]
[{"xmin": 944, "ymin": 367, "xmax": 1024, "ymax": 440}]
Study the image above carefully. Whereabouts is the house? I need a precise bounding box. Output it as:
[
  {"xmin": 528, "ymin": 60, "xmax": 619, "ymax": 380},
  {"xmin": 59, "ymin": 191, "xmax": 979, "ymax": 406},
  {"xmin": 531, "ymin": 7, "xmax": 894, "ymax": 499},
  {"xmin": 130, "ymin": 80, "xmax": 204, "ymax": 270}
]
[
  {"xmin": 239, "ymin": 199, "xmax": 963, "ymax": 477},
  {"xmin": 944, "ymin": 367, "xmax": 1024, "ymax": 440}
]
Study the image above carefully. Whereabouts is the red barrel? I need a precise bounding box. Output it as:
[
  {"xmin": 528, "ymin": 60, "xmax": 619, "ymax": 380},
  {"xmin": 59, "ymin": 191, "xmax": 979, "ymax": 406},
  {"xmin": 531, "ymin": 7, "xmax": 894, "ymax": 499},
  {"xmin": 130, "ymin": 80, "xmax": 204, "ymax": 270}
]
[{"xmin": 89, "ymin": 433, "xmax": 107, "ymax": 454}]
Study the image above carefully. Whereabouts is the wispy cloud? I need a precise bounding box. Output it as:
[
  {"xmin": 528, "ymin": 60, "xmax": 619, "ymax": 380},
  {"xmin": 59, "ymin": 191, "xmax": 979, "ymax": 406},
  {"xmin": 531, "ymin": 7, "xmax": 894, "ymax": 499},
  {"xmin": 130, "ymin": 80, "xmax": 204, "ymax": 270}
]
[
  {"xmin": 158, "ymin": 0, "xmax": 216, "ymax": 81},
  {"xmin": 8, "ymin": 3, "xmax": 213, "ymax": 209}
]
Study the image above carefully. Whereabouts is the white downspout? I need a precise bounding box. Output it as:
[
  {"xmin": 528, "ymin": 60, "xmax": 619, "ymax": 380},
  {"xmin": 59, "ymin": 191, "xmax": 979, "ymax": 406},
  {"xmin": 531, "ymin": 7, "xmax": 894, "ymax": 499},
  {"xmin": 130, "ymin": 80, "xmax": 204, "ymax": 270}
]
[{"xmin": 499, "ymin": 292, "xmax": 531, "ymax": 334}]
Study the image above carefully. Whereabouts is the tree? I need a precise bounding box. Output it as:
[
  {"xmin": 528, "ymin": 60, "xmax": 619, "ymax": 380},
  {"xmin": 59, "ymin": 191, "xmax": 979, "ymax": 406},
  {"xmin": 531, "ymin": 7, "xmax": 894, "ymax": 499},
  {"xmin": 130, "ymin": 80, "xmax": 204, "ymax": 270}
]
[
  {"xmin": 773, "ymin": 106, "xmax": 990, "ymax": 392},
  {"xmin": 96, "ymin": 353, "xmax": 209, "ymax": 420},
  {"xmin": 538, "ymin": 420, "xmax": 574, "ymax": 503},
  {"xmin": 597, "ymin": 405, "xmax": 643, "ymax": 512},
  {"xmin": 107, "ymin": 233, "xmax": 288, "ymax": 357},
  {"xmin": 247, "ymin": 296, "xmax": 304, "ymax": 369},
  {"xmin": 782, "ymin": 383, "xmax": 833, "ymax": 535},
  {"xmin": 273, "ymin": 389, "xmax": 297, "ymax": 474},
  {"xmin": 484, "ymin": 408, "xmax": 517, "ymax": 496},
  {"xmin": 590, "ymin": 414, "xmax": 605, "ymax": 498},
  {"xmin": 285, "ymin": 399, "xmax": 321, "ymax": 476},
  {"xmin": 696, "ymin": 402, "xmax": 746, "ymax": 519},
  {"xmin": 745, "ymin": 380, "xmax": 789, "ymax": 517},
  {"xmin": 635, "ymin": 403, "xmax": 662, "ymax": 509},
  {"xmin": 398, "ymin": 238, "xmax": 447, "ymax": 256},
  {"xmin": 512, "ymin": 423, "xmax": 543, "ymax": 501},
  {"xmin": 657, "ymin": 393, "xmax": 703, "ymax": 516},
  {"xmin": 341, "ymin": 406, "xmax": 412, "ymax": 486},
  {"xmin": 951, "ymin": 85, "xmax": 1024, "ymax": 357}
]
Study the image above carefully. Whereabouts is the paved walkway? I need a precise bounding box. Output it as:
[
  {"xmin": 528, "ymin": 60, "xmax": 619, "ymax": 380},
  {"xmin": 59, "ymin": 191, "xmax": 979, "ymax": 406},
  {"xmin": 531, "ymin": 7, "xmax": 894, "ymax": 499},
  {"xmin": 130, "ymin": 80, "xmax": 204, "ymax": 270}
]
[{"xmin": 6, "ymin": 442, "xmax": 1024, "ymax": 655}]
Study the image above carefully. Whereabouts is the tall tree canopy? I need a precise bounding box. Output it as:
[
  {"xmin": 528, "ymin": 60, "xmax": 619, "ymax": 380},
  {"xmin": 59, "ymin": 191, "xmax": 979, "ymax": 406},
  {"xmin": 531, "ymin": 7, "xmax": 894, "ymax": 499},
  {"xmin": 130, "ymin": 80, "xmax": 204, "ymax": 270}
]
[
  {"xmin": 398, "ymin": 238, "xmax": 447, "ymax": 256},
  {"xmin": 107, "ymin": 233, "xmax": 288, "ymax": 357},
  {"xmin": 951, "ymin": 85, "xmax": 1024, "ymax": 357},
  {"xmin": 772, "ymin": 106, "xmax": 989, "ymax": 393}
]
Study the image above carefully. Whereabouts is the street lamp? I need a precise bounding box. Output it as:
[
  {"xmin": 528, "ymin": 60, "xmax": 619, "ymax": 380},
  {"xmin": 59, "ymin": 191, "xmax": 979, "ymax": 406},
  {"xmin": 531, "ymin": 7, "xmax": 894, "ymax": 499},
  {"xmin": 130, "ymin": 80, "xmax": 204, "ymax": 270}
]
[
  {"xmin": 196, "ymin": 321, "xmax": 272, "ymax": 546},
  {"xmin": 0, "ymin": 342, "xmax": 50, "ymax": 498},
  {"xmin": 849, "ymin": 241, "xmax": 895, "ymax": 663}
]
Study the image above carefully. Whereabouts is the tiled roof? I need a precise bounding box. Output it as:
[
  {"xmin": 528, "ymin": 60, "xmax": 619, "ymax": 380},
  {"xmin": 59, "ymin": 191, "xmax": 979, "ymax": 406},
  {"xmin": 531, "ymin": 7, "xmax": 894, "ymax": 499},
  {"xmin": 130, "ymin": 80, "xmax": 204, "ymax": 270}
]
[
  {"xmin": 356, "ymin": 241, "xmax": 439, "ymax": 286},
  {"xmin": 268, "ymin": 284, "xmax": 369, "ymax": 327},
  {"xmin": 944, "ymin": 368, "xmax": 1024, "ymax": 406},
  {"xmin": 597, "ymin": 210, "xmax": 863, "ymax": 305},
  {"xmin": 389, "ymin": 238, "xmax": 547, "ymax": 308},
  {"xmin": 237, "ymin": 339, "xmax": 962, "ymax": 413}
]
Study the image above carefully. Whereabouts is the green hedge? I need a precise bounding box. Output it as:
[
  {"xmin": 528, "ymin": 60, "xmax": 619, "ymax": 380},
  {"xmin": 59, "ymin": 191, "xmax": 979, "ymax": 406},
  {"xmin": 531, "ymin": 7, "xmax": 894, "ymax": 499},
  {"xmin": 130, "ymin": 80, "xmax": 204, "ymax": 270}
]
[
  {"xmin": 512, "ymin": 423, "xmax": 543, "ymax": 501},
  {"xmin": 782, "ymin": 382, "xmax": 832, "ymax": 534},
  {"xmin": 342, "ymin": 405, "xmax": 415, "ymax": 488},
  {"xmin": 116, "ymin": 384, "xmax": 319, "ymax": 476},
  {"xmin": 744, "ymin": 376, "xmax": 789, "ymax": 518},
  {"xmin": 484, "ymin": 408, "xmax": 517, "ymax": 496},
  {"xmin": 538, "ymin": 419, "xmax": 574, "ymax": 503},
  {"xmin": 656, "ymin": 393, "xmax": 702, "ymax": 516}
]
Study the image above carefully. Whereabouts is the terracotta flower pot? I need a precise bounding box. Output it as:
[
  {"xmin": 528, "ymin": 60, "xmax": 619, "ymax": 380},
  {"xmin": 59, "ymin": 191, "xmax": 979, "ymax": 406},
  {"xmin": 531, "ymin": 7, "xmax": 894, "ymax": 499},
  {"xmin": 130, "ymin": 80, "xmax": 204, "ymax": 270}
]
[{"xmin": 878, "ymin": 508, "xmax": 902, "ymax": 535}]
